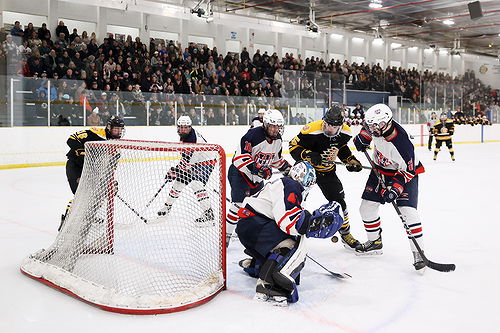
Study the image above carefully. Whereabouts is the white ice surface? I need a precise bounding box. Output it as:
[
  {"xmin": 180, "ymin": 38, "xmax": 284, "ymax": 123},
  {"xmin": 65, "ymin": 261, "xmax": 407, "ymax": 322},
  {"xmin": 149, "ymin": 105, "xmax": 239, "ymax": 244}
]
[{"xmin": 1, "ymin": 143, "xmax": 500, "ymax": 332}]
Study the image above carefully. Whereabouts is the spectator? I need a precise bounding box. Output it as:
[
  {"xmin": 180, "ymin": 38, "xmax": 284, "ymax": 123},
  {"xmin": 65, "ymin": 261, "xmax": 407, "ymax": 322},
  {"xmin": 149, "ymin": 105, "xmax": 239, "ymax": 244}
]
[
  {"xmin": 55, "ymin": 21, "xmax": 70, "ymax": 42},
  {"xmin": 87, "ymin": 107, "xmax": 102, "ymax": 126},
  {"xmin": 38, "ymin": 23, "xmax": 51, "ymax": 42}
]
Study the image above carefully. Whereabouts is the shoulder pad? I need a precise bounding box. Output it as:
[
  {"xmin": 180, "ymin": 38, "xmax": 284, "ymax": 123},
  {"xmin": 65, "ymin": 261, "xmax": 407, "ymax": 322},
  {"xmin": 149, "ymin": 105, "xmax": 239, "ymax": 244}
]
[
  {"xmin": 300, "ymin": 120, "xmax": 323, "ymax": 135},
  {"xmin": 340, "ymin": 124, "xmax": 352, "ymax": 136},
  {"xmin": 89, "ymin": 127, "xmax": 107, "ymax": 139}
]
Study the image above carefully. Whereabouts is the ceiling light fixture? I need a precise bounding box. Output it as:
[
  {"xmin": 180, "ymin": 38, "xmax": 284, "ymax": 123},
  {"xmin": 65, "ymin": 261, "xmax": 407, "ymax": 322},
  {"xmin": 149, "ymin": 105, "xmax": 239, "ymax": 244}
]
[
  {"xmin": 443, "ymin": 19, "xmax": 455, "ymax": 26},
  {"xmin": 369, "ymin": 0, "xmax": 383, "ymax": 9}
]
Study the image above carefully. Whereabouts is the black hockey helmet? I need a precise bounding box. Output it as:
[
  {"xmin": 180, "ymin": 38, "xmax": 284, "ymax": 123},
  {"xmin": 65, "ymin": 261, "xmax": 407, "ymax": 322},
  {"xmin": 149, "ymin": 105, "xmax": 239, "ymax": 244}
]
[
  {"xmin": 105, "ymin": 116, "xmax": 125, "ymax": 139},
  {"xmin": 323, "ymin": 105, "xmax": 344, "ymax": 126}
]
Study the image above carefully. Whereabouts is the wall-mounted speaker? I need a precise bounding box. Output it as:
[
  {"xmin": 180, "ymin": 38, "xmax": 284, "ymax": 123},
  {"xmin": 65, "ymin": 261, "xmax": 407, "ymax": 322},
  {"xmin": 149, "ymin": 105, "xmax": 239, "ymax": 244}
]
[{"xmin": 468, "ymin": 1, "xmax": 483, "ymax": 20}]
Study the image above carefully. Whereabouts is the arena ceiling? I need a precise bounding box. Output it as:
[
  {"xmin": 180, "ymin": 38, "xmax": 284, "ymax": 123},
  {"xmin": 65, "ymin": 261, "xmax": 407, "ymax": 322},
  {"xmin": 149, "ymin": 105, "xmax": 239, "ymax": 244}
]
[{"xmin": 214, "ymin": 0, "xmax": 500, "ymax": 58}]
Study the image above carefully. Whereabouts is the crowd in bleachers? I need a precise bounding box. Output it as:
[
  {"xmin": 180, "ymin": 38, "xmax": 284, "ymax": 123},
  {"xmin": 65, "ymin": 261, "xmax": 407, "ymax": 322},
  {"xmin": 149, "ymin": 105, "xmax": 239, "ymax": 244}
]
[{"xmin": 1, "ymin": 20, "xmax": 498, "ymax": 126}]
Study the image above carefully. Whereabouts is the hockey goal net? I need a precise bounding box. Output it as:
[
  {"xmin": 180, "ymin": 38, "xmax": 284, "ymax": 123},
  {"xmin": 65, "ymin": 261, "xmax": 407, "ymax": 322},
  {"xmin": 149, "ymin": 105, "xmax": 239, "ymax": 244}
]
[{"xmin": 21, "ymin": 139, "xmax": 226, "ymax": 314}]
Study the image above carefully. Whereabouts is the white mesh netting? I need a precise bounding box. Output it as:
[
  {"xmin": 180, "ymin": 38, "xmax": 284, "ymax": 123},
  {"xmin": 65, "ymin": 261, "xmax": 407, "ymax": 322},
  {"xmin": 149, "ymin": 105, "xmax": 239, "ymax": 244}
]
[{"xmin": 21, "ymin": 139, "xmax": 226, "ymax": 313}]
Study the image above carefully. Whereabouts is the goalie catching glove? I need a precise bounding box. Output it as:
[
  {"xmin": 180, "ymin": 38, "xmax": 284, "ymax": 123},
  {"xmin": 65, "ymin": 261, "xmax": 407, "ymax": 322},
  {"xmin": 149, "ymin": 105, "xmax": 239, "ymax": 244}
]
[{"xmin": 295, "ymin": 201, "xmax": 343, "ymax": 239}]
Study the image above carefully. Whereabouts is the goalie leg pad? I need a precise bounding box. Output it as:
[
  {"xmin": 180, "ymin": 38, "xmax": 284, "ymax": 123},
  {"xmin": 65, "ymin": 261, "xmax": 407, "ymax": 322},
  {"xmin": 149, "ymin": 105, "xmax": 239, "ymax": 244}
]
[{"xmin": 258, "ymin": 237, "xmax": 306, "ymax": 304}]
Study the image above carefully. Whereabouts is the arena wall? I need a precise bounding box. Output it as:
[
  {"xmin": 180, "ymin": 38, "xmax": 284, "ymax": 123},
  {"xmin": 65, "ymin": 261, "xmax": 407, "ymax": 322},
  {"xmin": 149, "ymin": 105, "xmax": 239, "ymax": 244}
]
[{"xmin": 1, "ymin": 124, "xmax": 499, "ymax": 168}]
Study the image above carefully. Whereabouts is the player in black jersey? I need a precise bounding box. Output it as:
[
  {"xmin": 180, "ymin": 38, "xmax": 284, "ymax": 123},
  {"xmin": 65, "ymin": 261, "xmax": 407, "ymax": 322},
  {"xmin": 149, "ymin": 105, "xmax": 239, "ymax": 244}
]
[
  {"xmin": 60, "ymin": 116, "xmax": 125, "ymax": 230},
  {"xmin": 289, "ymin": 105, "xmax": 363, "ymax": 250},
  {"xmin": 433, "ymin": 112, "xmax": 455, "ymax": 161}
]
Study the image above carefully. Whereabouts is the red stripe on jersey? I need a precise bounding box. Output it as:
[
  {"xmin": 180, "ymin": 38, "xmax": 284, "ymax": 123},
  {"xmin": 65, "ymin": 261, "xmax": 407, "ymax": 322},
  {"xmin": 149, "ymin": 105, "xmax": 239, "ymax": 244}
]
[
  {"xmin": 227, "ymin": 213, "xmax": 239, "ymax": 222},
  {"xmin": 233, "ymin": 154, "xmax": 252, "ymax": 162},
  {"xmin": 236, "ymin": 159, "xmax": 253, "ymax": 170},
  {"xmin": 285, "ymin": 214, "xmax": 301, "ymax": 234},
  {"xmin": 277, "ymin": 207, "xmax": 301, "ymax": 227}
]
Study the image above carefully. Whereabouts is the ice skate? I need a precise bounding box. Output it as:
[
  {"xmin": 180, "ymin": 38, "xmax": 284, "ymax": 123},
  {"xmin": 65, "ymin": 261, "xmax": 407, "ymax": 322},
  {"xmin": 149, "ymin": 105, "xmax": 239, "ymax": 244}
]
[
  {"xmin": 195, "ymin": 208, "xmax": 215, "ymax": 227},
  {"xmin": 355, "ymin": 235, "xmax": 383, "ymax": 256},
  {"xmin": 157, "ymin": 203, "xmax": 172, "ymax": 216},
  {"xmin": 254, "ymin": 281, "xmax": 288, "ymax": 307},
  {"xmin": 340, "ymin": 232, "xmax": 361, "ymax": 251}
]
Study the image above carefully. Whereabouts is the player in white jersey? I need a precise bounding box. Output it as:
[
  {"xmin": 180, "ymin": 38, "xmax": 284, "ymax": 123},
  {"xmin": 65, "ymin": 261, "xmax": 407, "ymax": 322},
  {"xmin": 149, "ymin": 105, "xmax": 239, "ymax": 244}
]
[
  {"xmin": 250, "ymin": 108, "xmax": 266, "ymax": 128},
  {"xmin": 353, "ymin": 104, "xmax": 426, "ymax": 271},
  {"xmin": 237, "ymin": 161, "xmax": 344, "ymax": 305},
  {"xmin": 226, "ymin": 109, "xmax": 292, "ymax": 243},
  {"xmin": 157, "ymin": 115, "xmax": 216, "ymax": 225}
]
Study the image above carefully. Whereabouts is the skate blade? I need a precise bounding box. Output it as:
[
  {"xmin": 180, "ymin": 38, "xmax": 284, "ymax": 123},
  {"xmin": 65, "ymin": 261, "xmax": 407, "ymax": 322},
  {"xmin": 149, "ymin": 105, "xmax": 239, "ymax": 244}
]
[
  {"xmin": 354, "ymin": 249, "xmax": 383, "ymax": 256},
  {"xmin": 147, "ymin": 216, "xmax": 169, "ymax": 225},
  {"xmin": 254, "ymin": 293, "xmax": 288, "ymax": 307},
  {"xmin": 342, "ymin": 243, "xmax": 358, "ymax": 252},
  {"xmin": 194, "ymin": 219, "xmax": 215, "ymax": 228}
]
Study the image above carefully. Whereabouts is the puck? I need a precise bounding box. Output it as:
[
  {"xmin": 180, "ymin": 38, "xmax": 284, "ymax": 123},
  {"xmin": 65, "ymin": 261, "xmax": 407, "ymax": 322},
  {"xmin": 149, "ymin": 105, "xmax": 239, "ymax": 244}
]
[{"xmin": 331, "ymin": 235, "xmax": 339, "ymax": 243}]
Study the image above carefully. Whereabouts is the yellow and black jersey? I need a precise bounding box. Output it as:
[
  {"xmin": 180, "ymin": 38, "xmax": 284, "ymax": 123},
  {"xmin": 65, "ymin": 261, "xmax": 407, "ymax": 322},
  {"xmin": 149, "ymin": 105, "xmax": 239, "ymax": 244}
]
[
  {"xmin": 433, "ymin": 119, "xmax": 455, "ymax": 141},
  {"xmin": 289, "ymin": 120, "xmax": 353, "ymax": 173},
  {"xmin": 66, "ymin": 127, "xmax": 107, "ymax": 166}
]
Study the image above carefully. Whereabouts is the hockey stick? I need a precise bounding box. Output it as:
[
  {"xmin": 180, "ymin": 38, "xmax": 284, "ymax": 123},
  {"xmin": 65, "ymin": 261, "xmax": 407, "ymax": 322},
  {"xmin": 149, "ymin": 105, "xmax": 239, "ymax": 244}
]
[
  {"xmin": 306, "ymin": 254, "xmax": 352, "ymax": 279},
  {"xmin": 362, "ymin": 150, "xmax": 456, "ymax": 272},
  {"xmin": 145, "ymin": 178, "xmax": 173, "ymax": 208},
  {"xmin": 116, "ymin": 194, "xmax": 148, "ymax": 224},
  {"xmin": 334, "ymin": 160, "xmax": 371, "ymax": 170}
]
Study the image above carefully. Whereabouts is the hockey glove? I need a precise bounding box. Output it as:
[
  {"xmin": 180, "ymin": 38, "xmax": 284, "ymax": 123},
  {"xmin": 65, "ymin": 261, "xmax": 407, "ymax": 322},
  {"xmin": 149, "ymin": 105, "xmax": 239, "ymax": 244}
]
[
  {"xmin": 306, "ymin": 202, "xmax": 343, "ymax": 239},
  {"xmin": 344, "ymin": 155, "xmax": 362, "ymax": 172},
  {"xmin": 381, "ymin": 182, "xmax": 404, "ymax": 203},
  {"xmin": 255, "ymin": 163, "xmax": 272, "ymax": 180},
  {"xmin": 303, "ymin": 150, "xmax": 322, "ymax": 167},
  {"xmin": 166, "ymin": 166, "xmax": 179, "ymax": 182},
  {"xmin": 278, "ymin": 160, "xmax": 292, "ymax": 176},
  {"xmin": 353, "ymin": 128, "xmax": 372, "ymax": 152}
]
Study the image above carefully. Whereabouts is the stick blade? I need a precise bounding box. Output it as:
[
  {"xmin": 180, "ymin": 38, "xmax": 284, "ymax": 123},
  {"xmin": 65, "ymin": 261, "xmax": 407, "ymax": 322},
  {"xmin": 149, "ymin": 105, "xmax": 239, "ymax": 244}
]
[{"xmin": 426, "ymin": 260, "xmax": 456, "ymax": 272}]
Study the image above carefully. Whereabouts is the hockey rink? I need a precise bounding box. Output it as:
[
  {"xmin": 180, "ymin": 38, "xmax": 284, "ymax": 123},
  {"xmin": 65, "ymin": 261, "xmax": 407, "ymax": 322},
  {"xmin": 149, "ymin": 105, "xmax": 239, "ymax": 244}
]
[{"xmin": 1, "ymin": 142, "xmax": 499, "ymax": 333}]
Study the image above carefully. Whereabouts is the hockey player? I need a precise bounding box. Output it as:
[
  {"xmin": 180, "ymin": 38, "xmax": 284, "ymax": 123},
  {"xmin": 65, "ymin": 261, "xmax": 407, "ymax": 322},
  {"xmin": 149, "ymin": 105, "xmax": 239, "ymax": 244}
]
[
  {"xmin": 66, "ymin": 115, "xmax": 125, "ymax": 194},
  {"xmin": 226, "ymin": 109, "xmax": 292, "ymax": 243},
  {"xmin": 157, "ymin": 115, "xmax": 216, "ymax": 225},
  {"xmin": 237, "ymin": 161, "xmax": 343, "ymax": 305},
  {"xmin": 353, "ymin": 103, "xmax": 426, "ymax": 271},
  {"xmin": 427, "ymin": 112, "xmax": 438, "ymax": 151},
  {"xmin": 61, "ymin": 115, "xmax": 125, "ymax": 230},
  {"xmin": 250, "ymin": 108, "xmax": 266, "ymax": 128},
  {"xmin": 288, "ymin": 105, "xmax": 363, "ymax": 250},
  {"xmin": 433, "ymin": 112, "xmax": 455, "ymax": 161}
]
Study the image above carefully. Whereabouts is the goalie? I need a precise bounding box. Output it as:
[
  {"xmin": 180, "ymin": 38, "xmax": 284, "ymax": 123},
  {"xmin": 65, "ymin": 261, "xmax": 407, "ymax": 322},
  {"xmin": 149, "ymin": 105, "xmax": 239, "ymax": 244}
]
[
  {"xmin": 157, "ymin": 115, "xmax": 216, "ymax": 225},
  {"xmin": 236, "ymin": 161, "xmax": 343, "ymax": 306}
]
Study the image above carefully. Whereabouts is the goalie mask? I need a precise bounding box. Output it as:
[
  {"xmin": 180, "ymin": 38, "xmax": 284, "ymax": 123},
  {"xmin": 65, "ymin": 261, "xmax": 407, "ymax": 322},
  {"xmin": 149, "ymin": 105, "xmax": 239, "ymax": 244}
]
[
  {"xmin": 364, "ymin": 104, "xmax": 393, "ymax": 137},
  {"xmin": 177, "ymin": 115, "xmax": 192, "ymax": 140},
  {"xmin": 322, "ymin": 105, "xmax": 344, "ymax": 138},
  {"xmin": 263, "ymin": 109, "xmax": 284, "ymax": 140},
  {"xmin": 289, "ymin": 161, "xmax": 316, "ymax": 199},
  {"xmin": 105, "ymin": 116, "xmax": 125, "ymax": 139}
]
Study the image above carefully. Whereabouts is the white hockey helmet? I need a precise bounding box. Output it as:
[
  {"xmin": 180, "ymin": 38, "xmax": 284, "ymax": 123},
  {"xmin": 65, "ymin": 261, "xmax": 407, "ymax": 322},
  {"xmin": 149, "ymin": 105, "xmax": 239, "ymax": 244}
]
[
  {"xmin": 440, "ymin": 112, "xmax": 448, "ymax": 121},
  {"xmin": 263, "ymin": 109, "xmax": 284, "ymax": 139},
  {"xmin": 289, "ymin": 161, "xmax": 316, "ymax": 189},
  {"xmin": 364, "ymin": 104, "xmax": 393, "ymax": 137},
  {"xmin": 258, "ymin": 108, "xmax": 267, "ymax": 115},
  {"xmin": 177, "ymin": 115, "xmax": 192, "ymax": 127},
  {"xmin": 177, "ymin": 115, "xmax": 192, "ymax": 139}
]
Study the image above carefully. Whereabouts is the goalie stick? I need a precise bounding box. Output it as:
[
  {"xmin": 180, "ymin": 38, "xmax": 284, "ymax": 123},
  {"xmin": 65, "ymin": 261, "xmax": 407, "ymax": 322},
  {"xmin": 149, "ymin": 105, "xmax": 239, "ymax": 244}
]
[
  {"xmin": 307, "ymin": 255, "xmax": 352, "ymax": 279},
  {"xmin": 362, "ymin": 150, "xmax": 456, "ymax": 273}
]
